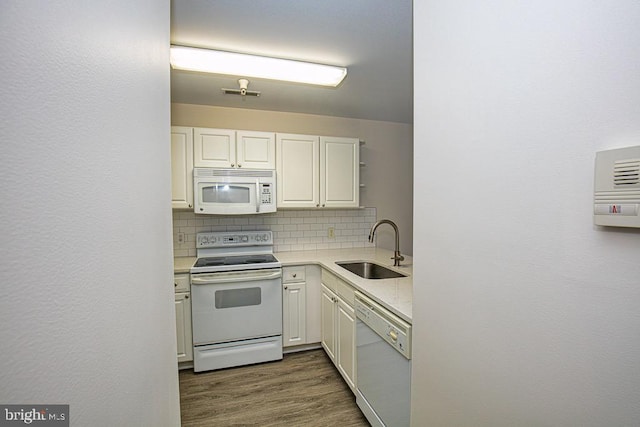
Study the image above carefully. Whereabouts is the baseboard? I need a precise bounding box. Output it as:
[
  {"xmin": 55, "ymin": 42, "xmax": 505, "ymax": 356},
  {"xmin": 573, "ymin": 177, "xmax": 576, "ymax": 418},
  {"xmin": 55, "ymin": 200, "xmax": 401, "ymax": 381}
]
[{"xmin": 283, "ymin": 342, "xmax": 322, "ymax": 354}]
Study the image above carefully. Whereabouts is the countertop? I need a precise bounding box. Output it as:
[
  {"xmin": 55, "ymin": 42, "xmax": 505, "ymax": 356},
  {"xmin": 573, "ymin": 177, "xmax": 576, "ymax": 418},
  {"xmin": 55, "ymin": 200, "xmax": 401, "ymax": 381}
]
[
  {"xmin": 174, "ymin": 247, "xmax": 412, "ymax": 323},
  {"xmin": 174, "ymin": 257, "xmax": 196, "ymax": 274}
]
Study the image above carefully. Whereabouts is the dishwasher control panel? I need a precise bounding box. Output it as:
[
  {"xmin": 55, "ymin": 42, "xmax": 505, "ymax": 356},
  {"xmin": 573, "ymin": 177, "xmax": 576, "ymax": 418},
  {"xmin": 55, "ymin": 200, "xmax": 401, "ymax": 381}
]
[{"xmin": 355, "ymin": 292, "xmax": 411, "ymax": 359}]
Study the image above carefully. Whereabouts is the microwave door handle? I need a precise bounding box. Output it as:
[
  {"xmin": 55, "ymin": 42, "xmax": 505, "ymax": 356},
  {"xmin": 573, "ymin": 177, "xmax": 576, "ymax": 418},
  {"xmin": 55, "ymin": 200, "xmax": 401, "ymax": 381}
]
[{"xmin": 256, "ymin": 179, "xmax": 261, "ymax": 213}]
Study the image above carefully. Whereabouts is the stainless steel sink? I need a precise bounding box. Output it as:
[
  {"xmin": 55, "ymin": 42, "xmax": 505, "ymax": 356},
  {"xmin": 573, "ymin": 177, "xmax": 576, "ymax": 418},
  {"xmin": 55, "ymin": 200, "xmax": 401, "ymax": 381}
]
[{"xmin": 336, "ymin": 261, "xmax": 407, "ymax": 279}]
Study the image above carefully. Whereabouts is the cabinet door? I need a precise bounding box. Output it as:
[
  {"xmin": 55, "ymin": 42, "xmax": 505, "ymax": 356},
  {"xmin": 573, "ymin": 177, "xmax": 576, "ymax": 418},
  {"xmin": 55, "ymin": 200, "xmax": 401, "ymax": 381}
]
[
  {"xmin": 320, "ymin": 136, "xmax": 360, "ymax": 208},
  {"xmin": 171, "ymin": 127, "xmax": 194, "ymax": 209},
  {"xmin": 276, "ymin": 133, "xmax": 319, "ymax": 208},
  {"xmin": 283, "ymin": 282, "xmax": 306, "ymax": 347},
  {"xmin": 320, "ymin": 284, "xmax": 337, "ymax": 362},
  {"xmin": 337, "ymin": 297, "xmax": 356, "ymax": 390},
  {"xmin": 305, "ymin": 265, "xmax": 322, "ymax": 344},
  {"xmin": 175, "ymin": 292, "xmax": 193, "ymax": 363},
  {"xmin": 236, "ymin": 131, "xmax": 275, "ymax": 169},
  {"xmin": 194, "ymin": 128, "xmax": 236, "ymax": 168}
]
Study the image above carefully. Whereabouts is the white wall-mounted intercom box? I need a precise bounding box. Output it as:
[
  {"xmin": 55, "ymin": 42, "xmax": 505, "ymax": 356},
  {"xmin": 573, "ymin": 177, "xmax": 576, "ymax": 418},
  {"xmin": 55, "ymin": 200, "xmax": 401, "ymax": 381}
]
[{"xmin": 594, "ymin": 145, "xmax": 640, "ymax": 228}]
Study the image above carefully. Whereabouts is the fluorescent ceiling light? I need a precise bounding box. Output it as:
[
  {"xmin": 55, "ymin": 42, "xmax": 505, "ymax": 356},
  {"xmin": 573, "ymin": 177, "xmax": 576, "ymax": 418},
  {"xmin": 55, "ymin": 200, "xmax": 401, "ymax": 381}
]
[{"xmin": 170, "ymin": 45, "xmax": 347, "ymax": 87}]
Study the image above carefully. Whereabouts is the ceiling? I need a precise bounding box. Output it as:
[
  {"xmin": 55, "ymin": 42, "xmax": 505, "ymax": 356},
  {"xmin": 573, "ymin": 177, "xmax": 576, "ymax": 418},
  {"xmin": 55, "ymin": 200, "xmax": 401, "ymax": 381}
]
[{"xmin": 170, "ymin": 0, "xmax": 413, "ymax": 124}]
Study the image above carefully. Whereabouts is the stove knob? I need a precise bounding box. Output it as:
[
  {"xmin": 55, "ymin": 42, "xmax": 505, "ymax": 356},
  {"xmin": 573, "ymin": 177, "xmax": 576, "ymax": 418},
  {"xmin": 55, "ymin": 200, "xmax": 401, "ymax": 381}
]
[{"xmin": 242, "ymin": 236, "xmax": 249, "ymax": 242}]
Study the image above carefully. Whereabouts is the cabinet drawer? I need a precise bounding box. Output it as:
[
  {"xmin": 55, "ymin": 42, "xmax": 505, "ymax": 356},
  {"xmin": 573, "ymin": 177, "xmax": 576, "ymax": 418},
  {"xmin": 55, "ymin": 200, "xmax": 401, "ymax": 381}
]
[
  {"xmin": 336, "ymin": 281, "xmax": 355, "ymax": 307},
  {"xmin": 321, "ymin": 269, "xmax": 338, "ymax": 292},
  {"xmin": 283, "ymin": 266, "xmax": 306, "ymax": 283},
  {"xmin": 321, "ymin": 269, "xmax": 354, "ymax": 306},
  {"xmin": 174, "ymin": 274, "xmax": 190, "ymax": 293}
]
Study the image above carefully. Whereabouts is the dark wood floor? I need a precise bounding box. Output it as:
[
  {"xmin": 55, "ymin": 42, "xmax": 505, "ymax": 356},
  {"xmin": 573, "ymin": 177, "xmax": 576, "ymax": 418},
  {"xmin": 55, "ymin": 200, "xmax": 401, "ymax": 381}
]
[{"xmin": 179, "ymin": 349, "xmax": 370, "ymax": 426}]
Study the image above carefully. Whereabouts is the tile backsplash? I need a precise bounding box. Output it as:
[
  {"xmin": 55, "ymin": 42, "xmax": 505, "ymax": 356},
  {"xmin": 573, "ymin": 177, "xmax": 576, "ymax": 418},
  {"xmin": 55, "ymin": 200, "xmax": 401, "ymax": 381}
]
[{"xmin": 172, "ymin": 208, "xmax": 377, "ymax": 257}]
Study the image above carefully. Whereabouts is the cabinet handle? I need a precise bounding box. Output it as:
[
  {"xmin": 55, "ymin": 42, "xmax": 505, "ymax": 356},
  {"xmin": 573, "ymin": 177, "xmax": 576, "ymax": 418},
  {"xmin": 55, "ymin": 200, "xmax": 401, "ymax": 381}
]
[
  {"xmin": 185, "ymin": 295, "xmax": 189, "ymax": 299},
  {"xmin": 316, "ymin": 204, "xmax": 320, "ymax": 207},
  {"xmin": 238, "ymin": 164, "xmax": 242, "ymax": 168},
  {"xmin": 292, "ymin": 273, "xmax": 297, "ymax": 278},
  {"xmin": 322, "ymin": 204, "xmax": 325, "ymax": 207},
  {"xmin": 174, "ymin": 283, "xmax": 177, "ymax": 287},
  {"xmin": 284, "ymin": 286, "xmax": 288, "ymax": 290},
  {"xmin": 231, "ymin": 163, "xmax": 235, "ymax": 167}
]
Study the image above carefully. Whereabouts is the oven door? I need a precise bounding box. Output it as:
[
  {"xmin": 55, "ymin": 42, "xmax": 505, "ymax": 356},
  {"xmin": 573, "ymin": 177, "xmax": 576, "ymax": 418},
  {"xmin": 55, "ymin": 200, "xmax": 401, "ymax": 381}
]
[{"xmin": 190, "ymin": 268, "xmax": 283, "ymax": 346}]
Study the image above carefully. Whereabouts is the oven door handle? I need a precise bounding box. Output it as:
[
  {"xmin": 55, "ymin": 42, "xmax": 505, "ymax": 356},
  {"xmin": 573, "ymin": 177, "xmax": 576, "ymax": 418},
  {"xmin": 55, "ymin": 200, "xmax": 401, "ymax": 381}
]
[{"xmin": 191, "ymin": 269, "xmax": 282, "ymax": 285}]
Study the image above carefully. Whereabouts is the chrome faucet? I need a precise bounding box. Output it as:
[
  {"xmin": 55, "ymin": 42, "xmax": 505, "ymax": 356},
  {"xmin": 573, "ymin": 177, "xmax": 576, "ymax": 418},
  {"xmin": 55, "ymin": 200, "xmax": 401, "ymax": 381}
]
[{"xmin": 368, "ymin": 219, "xmax": 404, "ymax": 266}]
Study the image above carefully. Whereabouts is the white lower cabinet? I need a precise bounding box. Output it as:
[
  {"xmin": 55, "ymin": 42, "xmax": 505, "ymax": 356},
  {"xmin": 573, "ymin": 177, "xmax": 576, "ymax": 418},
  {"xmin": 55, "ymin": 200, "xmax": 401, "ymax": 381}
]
[
  {"xmin": 174, "ymin": 273, "xmax": 193, "ymax": 364},
  {"xmin": 305, "ymin": 265, "xmax": 322, "ymax": 344},
  {"xmin": 282, "ymin": 265, "xmax": 322, "ymax": 349},
  {"xmin": 320, "ymin": 270, "xmax": 356, "ymax": 391},
  {"xmin": 336, "ymin": 298, "xmax": 356, "ymax": 390},
  {"xmin": 321, "ymin": 284, "xmax": 338, "ymax": 360},
  {"xmin": 283, "ymin": 279, "xmax": 307, "ymax": 347}
]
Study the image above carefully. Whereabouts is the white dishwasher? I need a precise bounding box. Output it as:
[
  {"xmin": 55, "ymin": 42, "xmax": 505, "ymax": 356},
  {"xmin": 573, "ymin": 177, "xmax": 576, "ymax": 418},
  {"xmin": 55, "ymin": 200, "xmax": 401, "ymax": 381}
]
[{"xmin": 355, "ymin": 292, "xmax": 411, "ymax": 427}]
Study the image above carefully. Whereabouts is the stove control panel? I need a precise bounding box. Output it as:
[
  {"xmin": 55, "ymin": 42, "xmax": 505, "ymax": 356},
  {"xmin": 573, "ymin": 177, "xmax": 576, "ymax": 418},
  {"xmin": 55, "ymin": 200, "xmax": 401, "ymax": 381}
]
[{"xmin": 196, "ymin": 231, "xmax": 273, "ymax": 248}]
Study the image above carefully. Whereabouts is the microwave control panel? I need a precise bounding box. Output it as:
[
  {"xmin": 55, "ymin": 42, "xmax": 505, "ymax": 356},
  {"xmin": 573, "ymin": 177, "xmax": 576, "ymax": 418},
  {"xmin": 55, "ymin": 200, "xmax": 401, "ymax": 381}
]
[{"xmin": 260, "ymin": 184, "xmax": 273, "ymax": 204}]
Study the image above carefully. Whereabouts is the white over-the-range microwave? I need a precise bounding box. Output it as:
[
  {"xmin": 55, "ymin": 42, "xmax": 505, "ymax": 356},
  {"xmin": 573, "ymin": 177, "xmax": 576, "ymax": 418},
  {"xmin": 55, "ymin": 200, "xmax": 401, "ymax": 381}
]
[{"xmin": 193, "ymin": 168, "xmax": 277, "ymax": 215}]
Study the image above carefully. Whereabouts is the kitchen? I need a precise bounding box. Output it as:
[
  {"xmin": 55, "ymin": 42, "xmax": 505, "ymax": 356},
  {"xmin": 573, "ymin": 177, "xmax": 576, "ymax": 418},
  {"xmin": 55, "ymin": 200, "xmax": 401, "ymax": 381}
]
[
  {"xmin": 169, "ymin": 2, "xmax": 413, "ymax": 424},
  {"xmin": 3, "ymin": 1, "xmax": 640, "ymax": 426}
]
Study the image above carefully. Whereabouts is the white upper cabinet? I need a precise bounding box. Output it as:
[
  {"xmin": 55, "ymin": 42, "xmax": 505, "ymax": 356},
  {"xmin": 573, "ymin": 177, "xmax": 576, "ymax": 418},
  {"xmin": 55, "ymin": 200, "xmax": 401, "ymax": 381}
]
[
  {"xmin": 194, "ymin": 127, "xmax": 275, "ymax": 169},
  {"xmin": 276, "ymin": 133, "xmax": 320, "ymax": 208},
  {"xmin": 320, "ymin": 136, "xmax": 360, "ymax": 208},
  {"xmin": 236, "ymin": 130, "xmax": 276, "ymax": 169},
  {"xmin": 277, "ymin": 133, "xmax": 359, "ymax": 208},
  {"xmin": 171, "ymin": 126, "xmax": 194, "ymax": 209},
  {"xmin": 194, "ymin": 128, "xmax": 235, "ymax": 168}
]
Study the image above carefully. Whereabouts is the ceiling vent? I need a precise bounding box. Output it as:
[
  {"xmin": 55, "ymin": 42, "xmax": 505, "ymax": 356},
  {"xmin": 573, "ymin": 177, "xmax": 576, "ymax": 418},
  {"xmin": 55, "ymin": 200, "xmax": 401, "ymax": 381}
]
[{"xmin": 222, "ymin": 79, "xmax": 260, "ymax": 97}]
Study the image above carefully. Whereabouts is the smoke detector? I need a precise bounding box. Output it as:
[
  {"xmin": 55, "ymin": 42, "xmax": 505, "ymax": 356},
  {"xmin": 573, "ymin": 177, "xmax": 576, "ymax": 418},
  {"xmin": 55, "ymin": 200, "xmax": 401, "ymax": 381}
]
[{"xmin": 222, "ymin": 79, "xmax": 261, "ymax": 97}]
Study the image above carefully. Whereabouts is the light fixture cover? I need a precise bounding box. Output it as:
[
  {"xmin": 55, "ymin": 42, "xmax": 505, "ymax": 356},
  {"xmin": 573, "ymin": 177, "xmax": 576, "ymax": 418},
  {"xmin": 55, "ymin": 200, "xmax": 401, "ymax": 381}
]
[{"xmin": 170, "ymin": 45, "xmax": 347, "ymax": 87}]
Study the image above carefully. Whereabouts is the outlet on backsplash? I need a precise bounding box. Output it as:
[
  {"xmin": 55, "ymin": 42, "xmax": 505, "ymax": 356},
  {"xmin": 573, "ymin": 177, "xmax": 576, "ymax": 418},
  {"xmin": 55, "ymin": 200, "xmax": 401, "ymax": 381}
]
[
  {"xmin": 177, "ymin": 232, "xmax": 185, "ymax": 244},
  {"xmin": 328, "ymin": 227, "xmax": 335, "ymax": 238}
]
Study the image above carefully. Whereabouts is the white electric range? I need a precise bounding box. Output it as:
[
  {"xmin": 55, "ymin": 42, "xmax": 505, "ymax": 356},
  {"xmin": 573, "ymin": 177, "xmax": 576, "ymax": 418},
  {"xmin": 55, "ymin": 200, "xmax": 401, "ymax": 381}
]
[{"xmin": 190, "ymin": 231, "xmax": 283, "ymax": 372}]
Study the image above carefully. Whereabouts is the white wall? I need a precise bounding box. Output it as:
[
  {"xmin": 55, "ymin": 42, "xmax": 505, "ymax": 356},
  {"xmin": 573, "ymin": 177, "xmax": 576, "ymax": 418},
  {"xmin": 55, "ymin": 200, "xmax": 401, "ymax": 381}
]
[
  {"xmin": 413, "ymin": 1, "xmax": 640, "ymax": 425},
  {"xmin": 172, "ymin": 103, "xmax": 414, "ymax": 254},
  {"xmin": 0, "ymin": 2, "xmax": 180, "ymax": 425}
]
